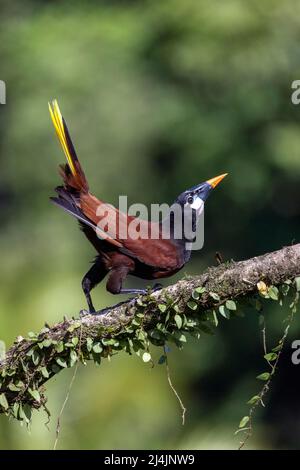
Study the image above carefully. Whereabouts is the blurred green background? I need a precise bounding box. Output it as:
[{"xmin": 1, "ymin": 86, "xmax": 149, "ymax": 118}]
[{"xmin": 0, "ymin": 0, "xmax": 300, "ymax": 450}]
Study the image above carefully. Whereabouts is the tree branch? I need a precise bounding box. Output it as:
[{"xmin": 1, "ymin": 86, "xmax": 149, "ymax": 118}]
[{"xmin": 0, "ymin": 243, "xmax": 299, "ymax": 420}]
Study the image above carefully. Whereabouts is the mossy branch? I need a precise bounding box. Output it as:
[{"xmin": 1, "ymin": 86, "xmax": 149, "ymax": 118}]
[{"xmin": 0, "ymin": 243, "xmax": 299, "ymax": 422}]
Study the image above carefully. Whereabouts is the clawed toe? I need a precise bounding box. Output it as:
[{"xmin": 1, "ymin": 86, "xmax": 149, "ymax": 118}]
[
  {"xmin": 79, "ymin": 308, "xmax": 99, "ymax": 316},
  {"xmin": 79, "ymin": 309, "xmax": 89, "ymax": 317}
]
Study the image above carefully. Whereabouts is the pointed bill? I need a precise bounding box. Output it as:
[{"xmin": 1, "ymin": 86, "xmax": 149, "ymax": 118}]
[{"xmin": 206, "ymin": 173, "xmax": 228, "ymax": 188}]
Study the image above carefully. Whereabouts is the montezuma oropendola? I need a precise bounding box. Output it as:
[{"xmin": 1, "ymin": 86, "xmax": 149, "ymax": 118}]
[{"xmin": 49, "ymin": 100, "xmax": 227, "ymax": 313}]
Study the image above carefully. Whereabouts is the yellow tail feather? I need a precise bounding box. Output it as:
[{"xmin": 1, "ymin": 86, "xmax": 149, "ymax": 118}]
[{"xmin": 48, "ymin": 99, "xmax": 77, "ymax": 176}]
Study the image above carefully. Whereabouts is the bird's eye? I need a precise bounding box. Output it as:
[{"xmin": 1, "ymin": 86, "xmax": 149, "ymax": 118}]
[{"xmin": 187, "ymin": 195, "xmax": 194, "ymax": 204}]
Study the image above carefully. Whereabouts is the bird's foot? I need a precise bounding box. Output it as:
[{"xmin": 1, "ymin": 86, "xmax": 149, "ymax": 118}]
[
  {"xmin": 79, "ymin": 308, "xmax": 99, "ymax": 317},
  {"xmin": 145, "ymin": 283, "xmax": 163, "ymax": 295},
  {"xmin": 80, "ymin": 298, "xmax": 137, "ymax": 317},
  {"xmin": 80, "ymin": 307, "xmax": 109, "ymax": 316},
  {"xmin": 79, "ymin": 309, "xmax": 89, "ymax": 317},
  {"xmin": 151, "ymin": 283, "xmax": 163, "ymax": 292}
]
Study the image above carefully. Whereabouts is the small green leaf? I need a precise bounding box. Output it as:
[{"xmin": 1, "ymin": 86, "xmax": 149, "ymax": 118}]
[
  {"xmin": 295, "ymin": 277, "xmax": 300, "ymax": 292},
  {"xmin": 179, "ymin": 334, "xmax": 187, "ymax": 343},
  {"xmin": 72, "ymin": 337, "xmax": 79, "ymax": 347},
  {"xmin": 86, "ymin": 337, "xmax": 93, "ymax": 352},
  {"xmin": 25, "ymin": 346, "xmax": 33, "ymax": 356},
  {"xmin": 257, "ymin": 281, "xmax": 268, "ymax": 296},
  {"xmin": 56, "ymin": 357, "xmax": 68, "ymax": 368},
  {"xmin": 40, "ymin": 367, "xmax": 49, "ymax": 378},
  {"xmin": 0, "ymin": 393, "xmax": 8, "ymax": 410},
  {"xmin": 28, "ymin": 388, "xmax": 40, "ymax": 402},
  {"xmin": 102, "ymin": 338, "xmax": 119, "ymax": 346},
  {"xmin": 225, "ymin": 300, "xmax": 237, "ymax": 311},
  {"xmin": 13, "ymin": 402, "xmax": 19, "ymax": 418},
  {"xmin": 19, "ymin": 404, "xmax": 32, "ymax": 423},
  {"xmin": 187, "ymin": 300, "xmax": 198, "ymax": 310},
  {"xmin": 219, "ymin": 305, "xmax": 230, "ymax": 319},
  {"xmin": 239, "ymin": 416, "xmax": 250, "ymax": 428},
  {"xmin": 172, "ymin": 305, "xmax": 180, "ymax": 314},
  {"xmin": 8, "ymin": 382, "xmax": 23, "ymax": 392},
  {"xmin": 92, "ymin": 342, "xmax": 103, "ymax": 354},
  {"xmin": 272, "ymin": 344, "xmax": 283, "ymax": 352},
  {"xmin": 42, "ymin": 339, "xmax": 52, "ymax": 348},
  {"xmin": 158, "ymin": 304, "xmax": 167, "ymax": 313},
  {"xmin": 67, "ymin": 322, "xmax": 81, "ymax": 333},
  {"xmin": 69, "ymin": 350, "xmax": 78, "ymax": 367},
  {"xmin": 55, "ymin": 342, "xmax": 64, "ymax": 353},
  {"xmin": 195, "ymin": 286, "xmax": 206, "ymax": 294},
  {"xmin": 268, "ymin": 286, "xmax": 279, "ymax": 301},
  {"xmin": 247, "ymin": 395, "xmax": 260, "ymax": 405},
  {"xmin": 27, "ymin": 331, "xmax": 37, "ymax": 339},
  {"xmin": 137, "ymin": 330, "xmax": 146, "ymax": 341},
  {"xmin": 209, "ymin": 292, "xmax": 220, "ymax": 301},
  {"xmin": 32, "ymin": 350, "xmax": 40, "ymax": 366},
  {"xmin": 256, "ymin": 372, "xmax": 271, "ymax": 381},
  {"xmin": 174, "ymin": 314, "xmax": 183, "ymax": 329},
  {"xmin": 264, "ymin": 352, "xmax": 278, "ymax": 362},
  {"xmin": 192, "ymin": 290, "xmax": 200, "ymax": 300},
  {"xmin": 142, "ymin": 352, "xmax": 152, "ymax": 363}
]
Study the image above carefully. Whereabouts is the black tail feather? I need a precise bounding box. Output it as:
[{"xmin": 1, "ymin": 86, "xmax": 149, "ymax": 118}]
[{"xmin": 50, "ymin": 187, "xmax": 98, "ymax": 232}]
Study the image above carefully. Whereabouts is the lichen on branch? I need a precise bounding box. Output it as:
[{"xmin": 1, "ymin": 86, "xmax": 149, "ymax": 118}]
[{"xmin": 0, "ymin": 243, "xmax": 299, "ymax": 423}]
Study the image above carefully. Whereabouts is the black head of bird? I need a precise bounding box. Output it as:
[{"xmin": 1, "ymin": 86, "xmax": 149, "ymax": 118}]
[
  {"xmin": 175, "ymin": 173, "xmax": 228, "ymax": 208},
  {"xmin": 166, "ymin": 173, "xmax": 228, "ymax": 243}
]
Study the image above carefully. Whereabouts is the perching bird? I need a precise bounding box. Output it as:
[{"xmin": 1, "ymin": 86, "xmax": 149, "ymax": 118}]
[{"xmin": 49, "ymin": 100, "xmax": 227, "ymax": 313}]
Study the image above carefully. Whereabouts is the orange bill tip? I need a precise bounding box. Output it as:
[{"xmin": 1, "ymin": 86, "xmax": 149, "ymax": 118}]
[{"xmin": 206, "ymin": 173, "xmax": 228, "ymax": 188}]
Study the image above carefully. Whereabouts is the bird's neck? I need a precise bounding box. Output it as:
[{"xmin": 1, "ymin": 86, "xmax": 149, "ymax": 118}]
[{"xmin": 160, "ymin": 205, "xmax": 198, "ymax": 262}]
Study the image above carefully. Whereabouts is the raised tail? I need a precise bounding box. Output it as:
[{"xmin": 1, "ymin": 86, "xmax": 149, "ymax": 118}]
[{"xmin": 48, "ymin": 99, "xmax": 89, "ymax": 192}]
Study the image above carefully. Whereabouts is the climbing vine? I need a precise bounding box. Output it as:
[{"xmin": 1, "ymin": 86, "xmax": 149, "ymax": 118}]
[{"xmin": 236, "ymin": 278, "xmax": 299, "ymax": 448}]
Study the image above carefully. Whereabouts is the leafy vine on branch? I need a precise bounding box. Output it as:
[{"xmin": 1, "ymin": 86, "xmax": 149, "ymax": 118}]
[{"xmin": 0, "ymin": 243, "xmax": 299, "ymax": 450}]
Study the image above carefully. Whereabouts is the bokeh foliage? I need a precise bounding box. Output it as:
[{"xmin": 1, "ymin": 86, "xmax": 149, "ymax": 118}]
[{"xmin": 0, "ymin": 0, "xmax": 299, "ymax": 449}]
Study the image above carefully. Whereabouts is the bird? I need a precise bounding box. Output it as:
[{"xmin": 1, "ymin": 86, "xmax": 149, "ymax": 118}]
[{"xmin": 48, "ymin": 100, "xmax": 227, "ymax": 313}]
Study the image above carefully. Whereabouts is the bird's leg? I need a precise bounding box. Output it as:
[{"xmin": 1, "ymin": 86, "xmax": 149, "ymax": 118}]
[
  {"xmin": 106, "ymin": 267, "xmax": 163, "ymax": 295},
  {"xmin": 106, "ymin": 266, "xmax": 132, "ymax": 294},
  {"xmin": 107, "ymin": 266, "xmax": 149, "ymax": 295},
  {"xmin": 81, "ymin": 258, "xmax": 107, "ymax": 313},
  {"xmin": 81, "ymin": 272, "xmax": 162, "ymax": 316}
]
